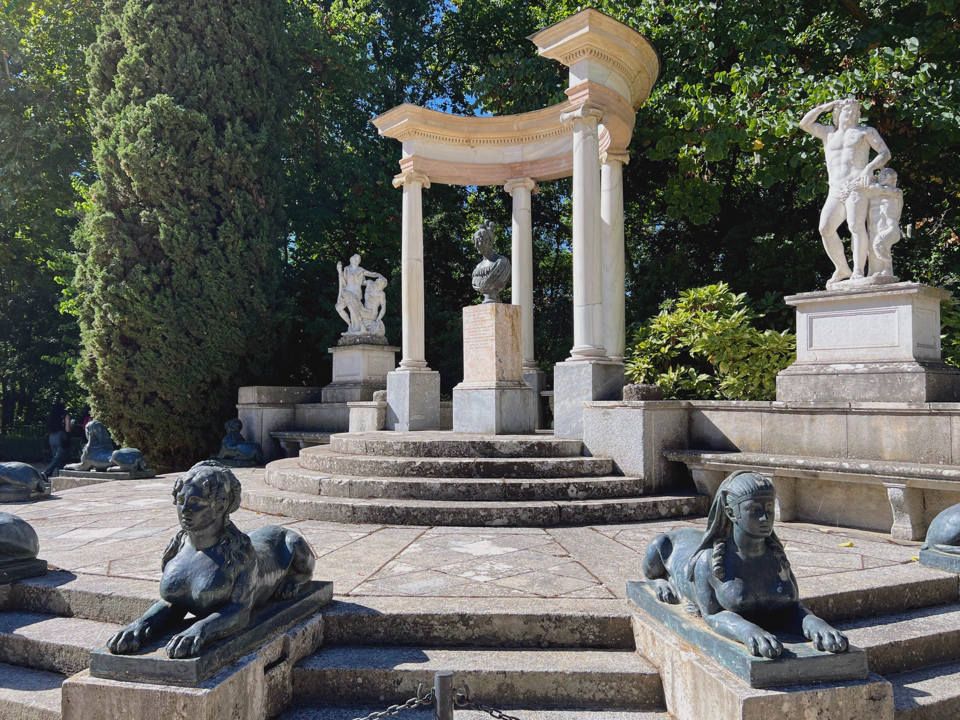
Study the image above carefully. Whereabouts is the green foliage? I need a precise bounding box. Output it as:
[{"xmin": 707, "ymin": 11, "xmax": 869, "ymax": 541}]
[
  {"xmin": 0, "ymin": 0, "xmax": 95, "ymax": 429},
  {"xmin": 625, "ymin": 284, "xmax": 795, "ymax": 400},
  {"xmin": 941, "ymin": 297, "xmax": 960, "ymax": 369},
  {"xmin": 74, "ymin": 0, "xmax": 287, "ymax": 467}
]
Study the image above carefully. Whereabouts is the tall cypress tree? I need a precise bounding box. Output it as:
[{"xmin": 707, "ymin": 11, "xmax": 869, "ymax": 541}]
[{"xmin": 75, "ymin": 0, "xmax": 286, "ymax": 467}]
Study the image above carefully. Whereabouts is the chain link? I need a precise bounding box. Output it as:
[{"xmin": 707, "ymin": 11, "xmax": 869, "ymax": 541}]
[
  {"xmin": 349, "ymin": 686, "xmax": 435, "ymax": 720},
  {"xmin": 454, "ymin": 685, "xmax": 523, "ymax": 720}
]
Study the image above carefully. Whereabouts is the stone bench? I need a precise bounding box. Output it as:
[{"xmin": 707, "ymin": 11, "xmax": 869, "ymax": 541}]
[
  {"xmin": 271, "ymin": 431, "xmax": 333, "ymax": 458},
  {"xmin": 664, "ymin": 449, "xmax": 960, "ymax": 541}
]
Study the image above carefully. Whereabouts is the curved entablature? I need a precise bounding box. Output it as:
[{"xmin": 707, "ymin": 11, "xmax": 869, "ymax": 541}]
[{"xmin": 371, "ymin": 9, "xmax": 659, "ymax": 188}]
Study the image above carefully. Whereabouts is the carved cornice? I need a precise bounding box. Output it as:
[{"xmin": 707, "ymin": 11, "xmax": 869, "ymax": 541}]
[{"xmin": 392, "ymin": 171, "xmax": 431, "ymax": 189}]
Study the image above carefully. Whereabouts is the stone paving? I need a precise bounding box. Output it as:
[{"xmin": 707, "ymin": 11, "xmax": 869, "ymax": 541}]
[{"xmin": 1, "ymin": 468, "xmax": 924, "ymax": 602}]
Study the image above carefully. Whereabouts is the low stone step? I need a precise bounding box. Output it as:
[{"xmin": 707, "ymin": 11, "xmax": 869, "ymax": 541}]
[
  {"xmin": 0, "ymin": 661, "xmax": 63, "ymax": 720},
  {"xmin": 0, "ymin": 611, "xmax": 122, "ymax": 675},
  {"xmin": 298, "ymin": 446, "xmax": 614, "ymax": 479},
  {"xmin": 321, "ymin": 597, "xmax": 634, "ymax": 649},
  {"xmin": 292, "ymin": 646, "xmax": 663, "ymax": 710},
  {"xmin": 330, "ymin": 432, "xmax": 585, "ymax": 459},
  {"xmin": 242, "ymin": 476, "xmax": 706, "ymax": 526},
  {"xmin": 2, "ymin": 571, "xmax": 157, "ymax": 625},
  {"xmin": 280, "ymin": 706, "xmax": 671, "ymax": 719},
  {"xmin": 799, "ymin": 563, "xmax": 960, "ymax": 623},
  {"xmin": 838, "ymin": 603, "xmax": 960, "ymax": 676},
  {"xmin": 890, "ymin": 658, "xmax": 960, "ymax": 719},
  {"xmin": 266, "ymin": 458, "xmax": 641, "ymax": 501}
]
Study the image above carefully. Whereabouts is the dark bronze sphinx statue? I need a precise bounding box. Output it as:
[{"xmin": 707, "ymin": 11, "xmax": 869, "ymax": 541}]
[
  {"xmin": 643, "ymin": 470, "xmax": 848, "ymax": 658},
  {"xmin": 107, "ymin": 461, "xmax": 314, "ymax": 659}
]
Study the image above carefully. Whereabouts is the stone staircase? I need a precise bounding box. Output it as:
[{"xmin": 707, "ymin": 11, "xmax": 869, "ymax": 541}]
[
  {"xmin": 243, "ymin": 432, "xmax": 708, "ymax": 526},
  {"xmin": 0, "ymin": 557, "xmax": 957, "ymax": 719}
]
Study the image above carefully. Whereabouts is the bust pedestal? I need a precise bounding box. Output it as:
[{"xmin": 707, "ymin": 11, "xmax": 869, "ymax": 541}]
[
  {"xmin": 322, "ymin": 340, "xmax": 399, "ymax": 403},
  {"xmin": 453, "ymin": 304, "xmax": 536, "ymax": 434},
  {"xmin": 776, "ymin": 282, "xmax": 960, "ymax": 403}
]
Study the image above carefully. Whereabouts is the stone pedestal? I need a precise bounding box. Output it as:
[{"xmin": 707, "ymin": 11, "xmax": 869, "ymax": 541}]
[
  {"xmin": 777, "ymin": 283, "xmax": 960, "ymax": 403},
  {"xmin": 386, "ymin": 370, "xmax": 440, "ymax": 431},
  {"xmin": 322, "ymin": 344, "xmax": 399, "ymax": 403},
  {"xmin": 453, "ymin": 304, "xmax": 536, "ymax": 435},
  {"xmin": 553, "ymin": 360, "xmax": 624, "ymax": 439},
  {"xmin": 0, "ymin": 557, "xmax": 46, "ymax": 584},
  {"xmin": 522, "ymin": 368, "xmax": 548, "ymax": 430}
]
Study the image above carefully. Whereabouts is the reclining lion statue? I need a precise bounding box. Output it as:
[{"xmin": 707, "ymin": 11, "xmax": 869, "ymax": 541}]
[
  {"xmin": 107, "ymin": 461, "xmax": 315, "ymax": 658},
  {"xmin": 65, "ymin": 420, "xmax": 149, "ymax": 473}
]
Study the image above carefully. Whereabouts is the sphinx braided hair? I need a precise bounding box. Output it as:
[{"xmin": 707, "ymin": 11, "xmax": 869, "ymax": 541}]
[{"xmin": 162, "ymin": 461, "xmax": 252, "ymax": 578}]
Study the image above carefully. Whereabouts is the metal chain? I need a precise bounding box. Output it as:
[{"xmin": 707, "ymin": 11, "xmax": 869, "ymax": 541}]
[
  {"xmin": 349, "ymin": 686, "xmax": 435, "ymax": 720},
  {"xmin": 454, "ymin": 685, "xmax": 523, "ymax": 720}
]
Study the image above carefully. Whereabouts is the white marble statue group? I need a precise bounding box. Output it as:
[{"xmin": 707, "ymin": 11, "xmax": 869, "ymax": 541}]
[
  {"xmin": 800, "ymin": 98, "xmax": 904, "ymax": 289},
  {"xmin": 335, "ymin": 254, "xmax": 388, "ymax": 341}
]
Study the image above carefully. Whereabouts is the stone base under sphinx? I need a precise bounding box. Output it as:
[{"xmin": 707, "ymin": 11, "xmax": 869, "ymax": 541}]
[
  {"xmin": 322, "ymin": 343, "xmax": 399, "ymax": 403},
  {"xmin": 0, "ymin": 557, "xmax": 47, "ymax": 584},
  {"xmin": 0, "ymin": 487, "xmax": 49, "ymax": 503},
  {"xmin": 777, "ymin": 282, "xmax": 960, "ymax": 403},
  {"xmin": 53, "ymin": 469, "xmax": 157, "ymax": 492},
  {"xmin": 88, "ymin": 580, "xmax": 332, "ymax": 687},
  {"xmin": 919, "ymin": 547, "xmax": 960, "ymax": 574}
]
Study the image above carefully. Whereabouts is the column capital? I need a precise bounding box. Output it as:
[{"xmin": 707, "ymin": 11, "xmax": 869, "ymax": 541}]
[
  {"xmin": 600, "ymin": 150, "xmax": 630, "ymax": 166},
  {"xmin": 560, "ymin": 102, "xmax": 605, "ymax": 129},
  {"xmin": 503, "ymin": 177, "xmax": 539, "ymax": 195},
  {"xmin": 392, "ymin": 170, "xmax": 431, "ymax": 189}
]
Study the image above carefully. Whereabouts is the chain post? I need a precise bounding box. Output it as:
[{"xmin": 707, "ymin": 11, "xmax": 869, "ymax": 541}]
[{"xmin": 434, "ymin": 670, "xmax": 454, "ymax": 720}]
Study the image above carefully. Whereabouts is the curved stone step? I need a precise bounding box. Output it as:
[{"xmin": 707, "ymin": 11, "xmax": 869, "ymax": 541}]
[
  {"xmin": 242, "ymin": 475, "xmax": 706, "ymax": 526},
  {"xmin": 890, "ymin": 658, "xmax": 960, "ymax": 719},
  {"xmin": 330, "ymin": 432, "xmax": 585, "ymax": 458},
  {"xmin": 280, "ymin": 705, "xmax": 671, "ymax": 719},
  {"xmin": 266, "ymin": 459, "xmax": 640, "ymax": 501},
  {"xmin": 298, "ymin": 446, "xmax": 614, "ymax": 479},
  {"xmin": 0, "ymin": 661, "xmax": 63, "ymax": 720},
  {"xmin": 291, "ymin": 646, "xmax": 663, "ymax": 710},
  {"xmin": 838, "ymin": 602, "xmax": 960, "ymax": 676},
  {"xmin": 0, "ymin": 611, "xmax": 123, "ymax": 675}
]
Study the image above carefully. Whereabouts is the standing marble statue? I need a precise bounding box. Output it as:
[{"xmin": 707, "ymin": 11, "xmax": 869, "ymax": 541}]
[
  {"xmin": 336, "ymin": 254, "xmax": 388, "ymax": 341},
  {"xmin": 471, "ymin": 220, "xmax": 511, "ymax": 303},
  {"xmin": 800, "ymin": 98, "xmax": 901, "ymax": 288}
]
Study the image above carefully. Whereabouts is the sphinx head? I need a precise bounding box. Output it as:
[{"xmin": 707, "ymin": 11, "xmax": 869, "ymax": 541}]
[
  {"xmin": 720, "ymin": 471, "xmax": 777, "ymax": 539},
  {"xmin": 85, "ymin": 420, "xmax": 109, "ymax": 448},
  {"xmin": 224, "ymin": 418, "xmax": 243, "ymax": 434},
  {"xmin": 172, "ymin": 461, "xmax": 242, "ymax": 534}
]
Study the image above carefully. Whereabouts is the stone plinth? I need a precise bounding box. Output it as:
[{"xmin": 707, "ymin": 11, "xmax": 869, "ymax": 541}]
[
  {"xmin": 453, "ymin": 304, "xmax": 536, "ymax": 434},
  {"xmin": 322, "ymin": 344, "xmax": 399, "ymax": 403},
  {"xmin": 919, "ymin": 547, "xmax": 960, "ymax": 574},
  {"xmin": 777, "ymin": 283, "xmax": 960, "ymax": 403},
  {"xmin": 386, "ymin": 370, "xmax": 440, "ymax": 432},
  {"xmin": 631, "ymin": 603, "xmax": 893, "ymax": 720},
  {"xmin": 553, "ymin": 360, "xmax": 624, "ymax": 439},
  {"xmin": 348, "ymin": 400, "xmax": 387, "ymax": 433},
  {"xmin": 0, "ymin": 557, "xmax": 47, "ymax": 584}
]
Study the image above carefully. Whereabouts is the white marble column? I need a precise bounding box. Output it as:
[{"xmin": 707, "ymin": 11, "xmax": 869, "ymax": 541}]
[
  {"xmin": 560, "ymin": 103, "xmax": 607, "ymax": 360},
  {"xmin": 601, "ymin": 151, "xmax": 629, "ymax": 362},
  {"xmin": 391, "ymin": 170, "xmax": 431, "ymax": 371},
  {"xmin": 504, "ymin": 177, "xmax": 539, "ymax": 370}
]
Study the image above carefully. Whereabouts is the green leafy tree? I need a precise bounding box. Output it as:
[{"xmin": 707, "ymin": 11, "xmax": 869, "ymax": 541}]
[
  {"xmin": 74, "ymin": 0, "xmax": 287, "ymax": 466},
  {"xmin": 625, "ymin": 283, "xmax": 795, "ymax": 400},
  {"xmin": 0, "ymin": 0, "xmax": 97, "ymax": 429}
]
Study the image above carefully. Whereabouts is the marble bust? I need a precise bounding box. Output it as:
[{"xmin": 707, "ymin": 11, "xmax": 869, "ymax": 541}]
[
  {"xmin": 107, "ymin": 461, "xmax": 315, "ymax": 658},
  {"xmin": 335, "ymin": 254, "xmax": 388, "ymax": 343},
  {"xmin": 471, "ymin": 220, "xmax": 511, "ymax": 303},
  {"xmin": 643, "ymin": 471, "xmax": 848, "ymax": 657},
  {"xmin": 799, "ymin": 98, "xmax": 904, "ymax": 288}
]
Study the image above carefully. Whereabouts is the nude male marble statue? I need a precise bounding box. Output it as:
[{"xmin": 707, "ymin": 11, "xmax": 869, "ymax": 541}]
[
  {"xmin": 336, "ymin": 254, "xmax": 388, "ymax": 339},
  {"xmin": 799, "ymin": 98, "xmax": 892, "ymax": 287}
]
